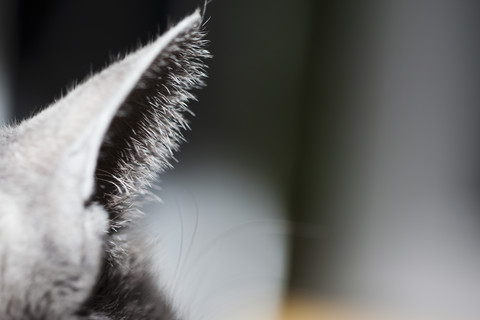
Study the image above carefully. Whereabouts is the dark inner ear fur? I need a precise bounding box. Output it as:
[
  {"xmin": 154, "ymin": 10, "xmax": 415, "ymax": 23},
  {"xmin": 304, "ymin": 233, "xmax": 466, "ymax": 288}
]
[{"xmin": 92, "ymin": 19, "xmax": 209, "ymax": 234}]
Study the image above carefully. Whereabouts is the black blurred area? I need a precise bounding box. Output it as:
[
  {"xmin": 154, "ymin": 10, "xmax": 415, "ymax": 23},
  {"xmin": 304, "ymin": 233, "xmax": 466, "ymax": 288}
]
[{"xmin": 14, "ymin": 0, "xmax": 169, "ymax": 118}]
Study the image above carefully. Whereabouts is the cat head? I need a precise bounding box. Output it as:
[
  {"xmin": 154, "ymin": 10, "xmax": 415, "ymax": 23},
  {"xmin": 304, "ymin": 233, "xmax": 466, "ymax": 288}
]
[{"xmin": 0, "ymin": 10, "xmax": 209, "ymax": 318}]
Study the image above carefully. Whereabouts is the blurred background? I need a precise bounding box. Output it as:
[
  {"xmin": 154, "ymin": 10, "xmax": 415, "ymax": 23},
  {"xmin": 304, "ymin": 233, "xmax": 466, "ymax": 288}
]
[{"xmin": 2, "ymin": 0, "xmax": 480, "ymax": 319}]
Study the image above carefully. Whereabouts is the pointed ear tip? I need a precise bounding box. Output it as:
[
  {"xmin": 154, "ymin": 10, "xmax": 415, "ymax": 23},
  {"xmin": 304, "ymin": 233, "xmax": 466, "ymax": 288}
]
[
  {"xmin": 162, "ymin": 9, "xmax": 204, "ymax": 39},
  {"xmin": 188, "ymin": 8, "xmax": 204, "ymax": 27}
]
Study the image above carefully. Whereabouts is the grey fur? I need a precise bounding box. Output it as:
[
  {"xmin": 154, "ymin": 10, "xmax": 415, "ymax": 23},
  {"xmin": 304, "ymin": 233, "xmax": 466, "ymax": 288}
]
[{"xmin": 0, "ymin": 10, "xmax": 209, "ymax": 320}]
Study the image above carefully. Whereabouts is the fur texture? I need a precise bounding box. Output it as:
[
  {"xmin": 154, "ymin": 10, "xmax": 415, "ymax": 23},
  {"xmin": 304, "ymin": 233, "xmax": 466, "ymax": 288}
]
[{"xmin": 0, "ymin": 10, "xmax": 209, "ymax": 320}]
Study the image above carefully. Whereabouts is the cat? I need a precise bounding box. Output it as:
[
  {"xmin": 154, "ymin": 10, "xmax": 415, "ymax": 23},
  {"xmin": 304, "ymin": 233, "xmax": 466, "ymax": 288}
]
[{"xmin": 0, "ymin": 9, "xmax": 209, "ymax": 320}]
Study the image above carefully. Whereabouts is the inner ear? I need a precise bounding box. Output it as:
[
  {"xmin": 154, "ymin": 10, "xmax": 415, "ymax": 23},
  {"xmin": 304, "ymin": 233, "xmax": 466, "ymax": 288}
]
[{"xmin": 91, "ymin": 15, "xmax": 209, "ymax": 232}]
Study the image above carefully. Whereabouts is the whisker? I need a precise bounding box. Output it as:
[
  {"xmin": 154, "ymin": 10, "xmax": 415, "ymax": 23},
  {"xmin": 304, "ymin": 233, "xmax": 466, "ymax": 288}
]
[
  {"xmin": 173, "ymin": 195, "xmax": 185, "ymax": 291},
  {"xmin": 176, "ymin": 187, "xmax": 200, "ymax": 282},
  {"xmin": 180, "ymin": 218, "xmax": 324, "ymax": 281}
]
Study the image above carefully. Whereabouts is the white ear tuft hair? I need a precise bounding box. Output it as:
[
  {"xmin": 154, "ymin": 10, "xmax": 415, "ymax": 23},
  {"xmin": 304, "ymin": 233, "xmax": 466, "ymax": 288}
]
[{"xmin": 91, "ymin": 10, "xmax": 210, "ymax": 233}]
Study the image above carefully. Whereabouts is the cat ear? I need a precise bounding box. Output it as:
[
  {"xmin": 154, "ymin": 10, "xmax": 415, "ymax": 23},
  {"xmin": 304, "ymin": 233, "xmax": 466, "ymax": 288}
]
[{"xmin": 15, "ymin": 10, "xmax": 209, "ymax": 230}]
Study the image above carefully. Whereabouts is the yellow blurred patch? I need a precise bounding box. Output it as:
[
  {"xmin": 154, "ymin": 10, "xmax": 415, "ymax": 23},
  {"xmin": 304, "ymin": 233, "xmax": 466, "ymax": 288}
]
[{"xmin": 278, "ymin": 296, "xmax": 435, "ymax": 320}]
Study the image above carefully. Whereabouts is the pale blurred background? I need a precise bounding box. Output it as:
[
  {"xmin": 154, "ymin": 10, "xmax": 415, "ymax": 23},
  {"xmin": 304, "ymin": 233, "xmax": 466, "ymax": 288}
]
[{"xmin": 2, "ymin": 0, "xmax": 480, "ymax": 319}]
